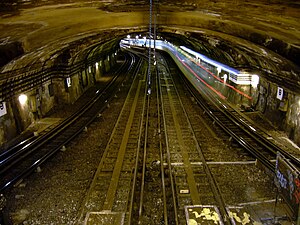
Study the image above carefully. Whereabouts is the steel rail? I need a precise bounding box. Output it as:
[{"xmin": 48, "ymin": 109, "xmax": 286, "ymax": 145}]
[
  {"xmin": 126, "ymin": 59, "xmax": 147, "ymax": 224},
  {"xmin": 0, "ymin": 134, "xmax": 36, "ymax": 162},
  {"xmin": 126, "ymin": 47, "xmax": 170, "ymax": 225},
  {"xmin": 76, "ymin": 55, "xmax": 144, "ymax": 224},
  {"xmin": 224, "ymin": 108, "xmax": 300, "ymax": 168},
  {"xmin": 0, "ymin": 52, "xmax": 137, "ymax": 192},
  {"xmin": 137, "ymin": 72, "xmax": 151, "ymax": 224},
  {"xmin": 169, "ymin": 49, "xmax": 300, "ymax": 170},
  {"xmin": 158, "ymin": 56, "xmax": 179, "ymax": 225},
  {"xmin": 173, "ymin": 54, "xmax": 297, "ymax": 172},
  {"xmin": 163, "ymin": 55, "xmax": 232, "ymax": 225},
  {"xmin": 0, "ymin": 54, "xmax": 131, "ymax": 173},
  {"xmin": 181, "ymin": 70, "xmax": 275, "ymax": 170},
  {"xmin": 155, "ymin": 55, "xmax": 169, "ymax": 225}
]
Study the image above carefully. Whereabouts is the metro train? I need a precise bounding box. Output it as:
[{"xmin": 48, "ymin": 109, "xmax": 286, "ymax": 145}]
[
  {"xmin": 179, "ymin": 46, "xmax": 256, "ymax": 86},
  {"xmin": 121, "ymin": 37, "xmax": 258, "ymax": 87}
]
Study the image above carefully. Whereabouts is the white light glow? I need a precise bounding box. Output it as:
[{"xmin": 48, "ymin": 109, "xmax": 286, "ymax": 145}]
[
  {"xmin": 180, "ymin": 46, "xmax": 239, "ymax": 75},
  {"xmin": 66, "ymin": 77, "xmax": 71, "ymax": 87},
  {"xmin": 251, "ymin": 74, "xmax": 260, "ymax": 88},
  {"xmin": 127, "ymin": 35, "xmax": 130, "ymax": 39},
  {"xmin": 223, "ymin": 74, "xmax": 228, "ymax": 83},
  {"xmin": 19, "ymin": 94, "xmax": 28, "ymax": 105},
  {"xmin": 249, "ymin": 125, "xmax": 256, "ymax": 132}
]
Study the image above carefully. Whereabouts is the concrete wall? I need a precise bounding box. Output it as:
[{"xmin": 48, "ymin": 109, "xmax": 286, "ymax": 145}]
[
  {"xmin": 0, "ymin": 80, "xmax": 57, "ymax": 148},
  {"xmin": 0, "ymin": 101, "xmax": 18, "ymax": 147},
  {"xmin": 254, "ymin": 78, "xmax": 300, "ymax": 146},
  {"xmin": 0, "ymin": 92, "xmax": 36, "ymax": 148},
  {"xmin": 95, "ymin": 60, "xmax": 104, "ymax": 81},
  {"xmin": 0, "ymin": 53, "xmax": 116, "ymax": 148},
  {"xmin": 164, "ymin": 44, "xmax": 300, "ymax": 147},
  {"xmin": 104, "ymin": 55, "xmax": 111, "ymax": 73},
  {"xmin": 285, "ymin": 95, "xmax": 300, "ymax": 145}
]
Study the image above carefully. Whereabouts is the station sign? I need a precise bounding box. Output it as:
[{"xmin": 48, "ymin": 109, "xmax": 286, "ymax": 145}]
[
  {"xmin": 277, "ymin": 87, "xmax": 284, "ymax": 100},
  {"xmin": 0, "ymin": 101, "xmax": 7, "ymax": 117},
  {"xmin": 66, "ymin": 77, "xmax": 71, "ymax": 87},
  {"xmin": 275, "ymin": 152, "xmax": 300, "ymax": 220}
]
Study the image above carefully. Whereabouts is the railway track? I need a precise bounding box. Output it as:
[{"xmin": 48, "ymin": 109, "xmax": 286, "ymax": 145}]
[
  {"xmin": 164, "ymin": 51, "xmax": 299, "ymax": 223},
  {"xmin": 76, "ymin": 57, "xmax": 148, "ymax": 224},
  {"xmin": 171, "ymin": 52, "xmax": 300, "ymax": 172},
  {"xmin": 0, "ymin": 52, "xmax": 137, "ymax": 192},
  {"xmin": 157, "ymin": 53, "xmax": 230, "ymax": 224},
  {"xmin": 2, "ymin": 46, "xmax": 297, "ymax": 224},
  {"xmin": 77, "ymin": 49, "xmax": 297, "ymax": 224},
  {"xmin": 77, "ymin": 51, "xmax": 173, "ymax": 225},
  {"xmin": 128, "ymin": 54, "xmax": 168, "ymax": 225}
]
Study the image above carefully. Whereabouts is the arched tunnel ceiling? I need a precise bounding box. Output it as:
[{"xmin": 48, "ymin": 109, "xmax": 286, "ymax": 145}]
[{"xmin": 0, "ymin": 0, "xmax": 299, "ymax": 91}]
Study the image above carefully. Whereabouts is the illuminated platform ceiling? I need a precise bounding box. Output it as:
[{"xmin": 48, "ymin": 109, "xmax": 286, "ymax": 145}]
[{"xmin": 0, "ymin": 0, "xmax": 299, "ymax": 91}]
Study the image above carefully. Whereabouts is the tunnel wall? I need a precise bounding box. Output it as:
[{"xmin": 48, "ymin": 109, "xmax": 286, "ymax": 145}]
[
  {"xmin": 0, "ymin": 79, "xmax": 56, "ymax": 149},
  {"xmin": 0, "ymin": 52, "xmax": 117, "ymax": 149},
  {"xmin": 161, "ymin": 43, "xmax": 300, "ymax": 147},
  {"xmin": 157, "ymin": 10, "xmax": 300, "ymax": 69},
  {"xmin": 0, "ymin": 101, "xmax": 18, "ymax": 149},
  {"xmin": 49, "ymin": 55, "xmax": 114, "ymax": 108},
  {"xmin": 255, "ymin": 78, "xmax": 300, "ymax": 146},
  {"xmin": 0, "ymin": 41, "xmax": 24, "ymax": 68},
  {"xmin": 157, "ymin": 26, "xmax": 300, "ymax": 146}
]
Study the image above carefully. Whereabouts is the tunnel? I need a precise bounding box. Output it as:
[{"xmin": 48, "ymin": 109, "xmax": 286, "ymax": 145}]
[
  {"xmin": 0, "ymin": 0, "xmax": 300, "ymax": 224},
  {"xmin": 0, "ymin": 0, "xmax": 299, "ymax": 146}
]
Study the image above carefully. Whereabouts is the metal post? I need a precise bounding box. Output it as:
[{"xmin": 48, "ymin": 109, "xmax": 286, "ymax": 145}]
[
  {"xmin": 147, "ymin": 0, "xmax": 153, "ymax": 95},
  {"xmin": 297, "ymin": 205, "xmax": 300, "ymax": 225},
  {"xmin": 153, "ymin": 2, "xmax": 156, "ymax": 60}
]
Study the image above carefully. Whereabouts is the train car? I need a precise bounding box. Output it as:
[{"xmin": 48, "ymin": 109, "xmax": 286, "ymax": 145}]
[{"xmin": 179, "ymin": 46, "xmax": 256, "ymax": 86}]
